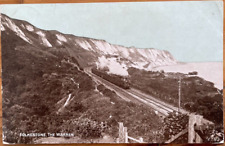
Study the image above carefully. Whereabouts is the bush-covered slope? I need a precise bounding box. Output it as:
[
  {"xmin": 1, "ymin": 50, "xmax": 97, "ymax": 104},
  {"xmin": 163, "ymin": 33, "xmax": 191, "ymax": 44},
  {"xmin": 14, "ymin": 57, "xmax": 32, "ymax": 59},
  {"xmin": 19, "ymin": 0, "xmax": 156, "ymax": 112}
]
[
  {"xmin": 128, "ymin": 68, "xmax": 223, "ymax": 124},
  {"xmin": 2, "ymin": 18, "xmax": 163, "ymax": 144}
]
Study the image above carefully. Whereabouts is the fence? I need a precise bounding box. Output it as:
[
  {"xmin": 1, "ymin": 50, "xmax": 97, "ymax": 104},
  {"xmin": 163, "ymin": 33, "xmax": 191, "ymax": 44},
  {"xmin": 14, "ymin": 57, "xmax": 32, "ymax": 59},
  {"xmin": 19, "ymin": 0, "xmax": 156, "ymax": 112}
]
[
  {"xmin": 165, "ymin": 114, "xmax": 213, "ymax": 143},
  {"xmin": 117, "ymin": 114, "xmax": 213, "ymax": 143},
  {"xmin": 116, "ymin": 122, "xmax": 144, "ymax": 143}
]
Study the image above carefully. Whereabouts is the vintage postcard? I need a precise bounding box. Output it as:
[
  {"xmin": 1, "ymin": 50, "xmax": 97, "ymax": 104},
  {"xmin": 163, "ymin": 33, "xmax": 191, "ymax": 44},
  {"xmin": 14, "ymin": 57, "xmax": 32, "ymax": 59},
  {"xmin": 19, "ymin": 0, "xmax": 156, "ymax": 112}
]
[{"xmin": 0, "ymin": 1, "xmax": 223, "ymax": 144}]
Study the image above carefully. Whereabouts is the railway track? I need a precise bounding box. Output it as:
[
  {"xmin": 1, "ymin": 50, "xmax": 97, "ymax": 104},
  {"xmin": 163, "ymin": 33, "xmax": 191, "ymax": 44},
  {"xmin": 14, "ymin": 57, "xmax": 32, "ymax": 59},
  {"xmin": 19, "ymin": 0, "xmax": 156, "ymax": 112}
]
[
  {"xmin": 85, "ymin": 68, "xmax": 175, "ymax": 116},
  {"xmin": 85, "ymin": 68, "xmax": 213, "ymax": 124}
]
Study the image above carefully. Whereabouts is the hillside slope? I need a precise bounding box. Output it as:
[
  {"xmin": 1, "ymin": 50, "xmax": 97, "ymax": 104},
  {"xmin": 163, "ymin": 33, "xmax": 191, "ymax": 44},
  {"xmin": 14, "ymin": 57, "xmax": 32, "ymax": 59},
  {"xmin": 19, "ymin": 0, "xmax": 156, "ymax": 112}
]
[
  {"xmin": 1, "ymin": 14, "xmax": 164, "ymax": 144},
  {"xmin": 1, "ymin": 13, "xmax": 176, "ymax": 74}
]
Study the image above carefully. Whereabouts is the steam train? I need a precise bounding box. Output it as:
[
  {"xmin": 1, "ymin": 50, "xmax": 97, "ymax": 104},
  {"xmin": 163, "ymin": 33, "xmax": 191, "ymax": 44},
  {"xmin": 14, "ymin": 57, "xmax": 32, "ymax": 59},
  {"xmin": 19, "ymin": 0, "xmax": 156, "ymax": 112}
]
[{"xmin": 91, "ymin": 68, "xmax": 130, "ymax": 89}]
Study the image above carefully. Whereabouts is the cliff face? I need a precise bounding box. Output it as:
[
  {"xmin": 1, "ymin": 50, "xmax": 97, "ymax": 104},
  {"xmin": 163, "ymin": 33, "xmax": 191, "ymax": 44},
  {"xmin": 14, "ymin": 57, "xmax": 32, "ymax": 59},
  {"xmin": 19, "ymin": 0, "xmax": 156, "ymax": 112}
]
[{"xmin": 1, "ymin": 13, "xmax": 176, "ymax": 75}]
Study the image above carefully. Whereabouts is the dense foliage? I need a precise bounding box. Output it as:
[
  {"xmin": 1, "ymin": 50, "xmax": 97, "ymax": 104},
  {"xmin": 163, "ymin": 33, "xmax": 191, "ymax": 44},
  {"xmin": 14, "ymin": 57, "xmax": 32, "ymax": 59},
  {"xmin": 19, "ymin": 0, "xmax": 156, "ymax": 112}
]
[
  {"xmin": 163, "ymin": 112, "xmax": 224, "ymax": 143},
  {"xmin": 2, "ymin": 29, "xmax": 163, "ymax": 143},
  {"xmin": 128, "ymin": 68, "xmax": 223, "ymax": 124},
  {"xmin": 163, "ymin": 112, "xmax": 189, "ymax": 142}
]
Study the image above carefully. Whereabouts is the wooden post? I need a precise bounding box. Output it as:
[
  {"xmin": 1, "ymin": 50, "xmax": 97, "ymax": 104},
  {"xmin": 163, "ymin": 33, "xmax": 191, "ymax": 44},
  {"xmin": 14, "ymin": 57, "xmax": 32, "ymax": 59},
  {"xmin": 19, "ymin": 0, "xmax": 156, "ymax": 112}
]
[
  {"xmin": 118, "ymin": 122, "xmax": 126, "ymax": 143},
  {"xmin": 195, "ymin": 115, "xmax": 203, "ymax": 143},
  {"xmin": 139, "ymin": 137, "xmax": 143, "ymax": 143},
  {"xmin": 116, "ymin": 138, "xmax": 119, "ymax": 143},
  {"xmin": 188, "ymin": 114, "xmax": 196, "ymax": 143},
  {"xmin": 188, "ymin": 114, "xmax": 203, "ymax": 143},
  {"xmin": 124, "ymin": 127, "xmax": 128, "ymax": 143}
]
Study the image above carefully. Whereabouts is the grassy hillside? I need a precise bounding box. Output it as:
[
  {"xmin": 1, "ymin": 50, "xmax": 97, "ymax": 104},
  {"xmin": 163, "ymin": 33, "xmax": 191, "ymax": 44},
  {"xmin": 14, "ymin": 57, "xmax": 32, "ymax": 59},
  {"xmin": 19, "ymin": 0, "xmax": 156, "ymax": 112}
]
[
  {"xmin": 128, "ymin": 67, "xmax": 223, "ymax": 124},
  {"xmin": 2, "ymin": 25, "xmax": 163, "ymax": 144}
]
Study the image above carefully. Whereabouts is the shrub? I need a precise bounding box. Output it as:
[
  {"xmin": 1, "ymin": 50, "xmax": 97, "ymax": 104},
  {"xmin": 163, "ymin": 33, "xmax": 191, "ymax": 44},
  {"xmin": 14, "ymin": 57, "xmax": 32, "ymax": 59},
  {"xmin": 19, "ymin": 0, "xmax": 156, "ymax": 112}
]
[
  {"xmin": 163, "ymin": 112, "xmax": 189, "ymax": 141},
  {"xmin": 163, "ymin": 112, "xmax": 224, "ymax": 143},
  {"xmin": 62, "ymin": 118, "xmax": 108, "ymax": 139}
]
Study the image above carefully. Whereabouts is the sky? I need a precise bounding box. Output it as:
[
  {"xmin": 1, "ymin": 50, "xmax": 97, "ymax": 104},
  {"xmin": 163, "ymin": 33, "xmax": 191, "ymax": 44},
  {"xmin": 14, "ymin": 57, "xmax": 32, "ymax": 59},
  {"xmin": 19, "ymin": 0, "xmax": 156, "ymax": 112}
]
[{"xmin": 0, "ymin": 1, "xmax": 223, "ymax": 62}]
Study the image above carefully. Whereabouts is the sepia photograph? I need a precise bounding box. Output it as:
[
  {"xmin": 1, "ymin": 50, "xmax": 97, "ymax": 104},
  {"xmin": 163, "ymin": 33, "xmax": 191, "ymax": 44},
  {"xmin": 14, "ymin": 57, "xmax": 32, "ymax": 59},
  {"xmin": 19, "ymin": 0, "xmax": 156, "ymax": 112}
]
[{"xmin": 0, "ymin": 1, "xmax": 223, "ymax": 144}]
